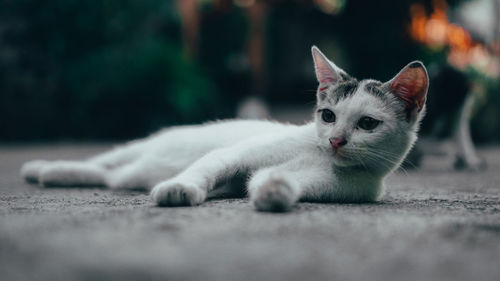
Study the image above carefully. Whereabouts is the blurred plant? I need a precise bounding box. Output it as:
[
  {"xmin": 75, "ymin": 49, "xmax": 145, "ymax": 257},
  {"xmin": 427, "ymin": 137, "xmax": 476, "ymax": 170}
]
[{"xmin": 0, "ymin": 0, "xmax": 218, "ymax": 140}]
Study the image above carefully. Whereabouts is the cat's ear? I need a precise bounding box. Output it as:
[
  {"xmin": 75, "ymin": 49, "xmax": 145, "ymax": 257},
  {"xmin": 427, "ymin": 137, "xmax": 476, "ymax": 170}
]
[
  {"xmin": 311, "ymin": 46, "xmax": 344, "ymax": 84},
  {"xmin": 387, "ymin": 61, "xmax": 429, "ymax": 120}
]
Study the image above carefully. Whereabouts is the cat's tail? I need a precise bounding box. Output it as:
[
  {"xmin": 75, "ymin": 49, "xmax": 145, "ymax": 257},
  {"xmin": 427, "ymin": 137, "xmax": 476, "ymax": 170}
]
[{"xmin": 21, "ymin": 160, "xmax": 107, "ymax": 187}]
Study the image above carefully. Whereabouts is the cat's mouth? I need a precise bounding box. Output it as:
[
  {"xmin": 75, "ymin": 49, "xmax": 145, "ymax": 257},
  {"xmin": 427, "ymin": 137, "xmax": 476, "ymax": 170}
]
[
  {"xmin": 331, "ymin": 148, "xmax": 350, "ymax": 161},
  {"xmin": 320, "ymin": 140, "xmax": 355, "ymax": 164}
]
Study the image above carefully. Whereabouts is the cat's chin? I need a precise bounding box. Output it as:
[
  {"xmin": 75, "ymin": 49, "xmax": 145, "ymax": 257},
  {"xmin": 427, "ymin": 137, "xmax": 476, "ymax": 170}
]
[{"xmin": 331, "ymin": 155, "xmax": 357, "ymax": 168}]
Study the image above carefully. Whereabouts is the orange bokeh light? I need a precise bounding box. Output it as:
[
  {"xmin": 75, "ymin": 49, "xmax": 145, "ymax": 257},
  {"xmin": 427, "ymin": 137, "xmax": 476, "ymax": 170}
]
[
  {"xmin": 408, "ymin": 0, "xmax": 490, "ymax": 71},
  {"xmin": 410, "ymin": 0, "xmax": 472, "ymax": 51}
]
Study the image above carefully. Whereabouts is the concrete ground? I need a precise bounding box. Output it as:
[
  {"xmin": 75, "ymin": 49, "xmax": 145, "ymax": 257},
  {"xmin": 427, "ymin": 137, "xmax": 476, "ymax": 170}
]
[{"xmin": 0, "ymin": 143, "xmax": 499, "ymax": 281}]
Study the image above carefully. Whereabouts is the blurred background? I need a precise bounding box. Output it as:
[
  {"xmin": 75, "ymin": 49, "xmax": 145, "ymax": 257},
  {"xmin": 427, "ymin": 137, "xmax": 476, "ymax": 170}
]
[{"xmin": 0, "ymin": 0, "xmax": 499, "ymax": 144}]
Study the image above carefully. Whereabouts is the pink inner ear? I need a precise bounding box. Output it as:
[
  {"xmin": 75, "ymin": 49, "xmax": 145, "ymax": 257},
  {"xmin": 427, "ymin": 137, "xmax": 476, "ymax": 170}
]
[
  {"xmin": 313, "ymin": 53, "xmax": 338, "ymax": 84},
  {"xmin": 390, "ymin": 67, "xmax": 428, "ymax": 115}
]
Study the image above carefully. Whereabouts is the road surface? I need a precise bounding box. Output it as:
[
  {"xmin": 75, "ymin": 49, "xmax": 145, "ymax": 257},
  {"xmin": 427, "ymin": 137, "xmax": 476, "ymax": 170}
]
[{"xmin": 1, "ymin": 144, "xmax": 499, "ymax": 281}]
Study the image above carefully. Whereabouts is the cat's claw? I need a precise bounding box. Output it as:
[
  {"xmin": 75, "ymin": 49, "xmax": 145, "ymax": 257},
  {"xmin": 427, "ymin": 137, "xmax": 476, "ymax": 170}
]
[
  {"xmin": 251, "ymin": 178, "xmax": 296, "ymax": 212},
  {"xmin": 151, "ymin": 181, "xmax": 206, "ymax": 207}
]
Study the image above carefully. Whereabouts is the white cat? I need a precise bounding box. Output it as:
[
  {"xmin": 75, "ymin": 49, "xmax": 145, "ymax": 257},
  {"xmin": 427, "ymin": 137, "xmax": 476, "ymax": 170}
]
[{"xmin": 21, "ymin": 46, "xmax": 428, "ymax": 212}]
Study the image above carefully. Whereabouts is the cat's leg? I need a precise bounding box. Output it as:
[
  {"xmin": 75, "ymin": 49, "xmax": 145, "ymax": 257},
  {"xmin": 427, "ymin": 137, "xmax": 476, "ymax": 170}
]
[
  {"xmin": 151, "ymin": 134, "xmax": 296, "ymax": 207},
  {"xmin": 20, "ymin": 141, "xmax": 145, "ymax": 186},
  {"xmin": 21, "ymin": 157, "xmax": 119, "ymax": 187},
  {"xmin": 106, "ymin": 156, "xmax": 183, "ymax": 190},
  {"xmin": 248, "ymin": 167, "xmax": 300, "ymax": 212},
  {"xmin": 32, "ymin": 156, "xmax": 182, "ymax": 189},
  {"xmin": 150, "ymin": 147, "xmax": 240, "ymax": 206},
  {"xmin": 248, "ymin": 158, "xmax": 332, "ymax": 212},
  {"xmin": 21, "ymin": 160, "xmax": 102, "ymax": 186},
  {"xmin": 36, "ymin": 161, "xmax": 107, "ymax": 187},
  {"xmin": 20, "ymin": 160, "xmax": 50, "ymax": 183},
  {"xmin": 87, "ymin": 142, "xmax": 145, "ymax": 169}
]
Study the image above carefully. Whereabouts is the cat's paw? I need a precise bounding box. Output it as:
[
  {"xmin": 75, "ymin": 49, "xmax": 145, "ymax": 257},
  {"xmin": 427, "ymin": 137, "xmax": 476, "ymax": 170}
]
[
  {"xmin": 151, "ymin": 180, "xmax": 206, "ymax": 207},
  {"xmin": 251, "ymin": 178, "xmax": 296, "ymax": 212},
  {"xmin": 20, "ymin": 160, "xmax": 50, "ymax": 183}
]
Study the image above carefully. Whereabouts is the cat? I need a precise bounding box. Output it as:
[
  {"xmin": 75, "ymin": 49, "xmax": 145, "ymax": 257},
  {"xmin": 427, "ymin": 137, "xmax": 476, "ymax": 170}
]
[{"xmin": 21, "ymin": 46, "xmax": 429, "ymax": 212}]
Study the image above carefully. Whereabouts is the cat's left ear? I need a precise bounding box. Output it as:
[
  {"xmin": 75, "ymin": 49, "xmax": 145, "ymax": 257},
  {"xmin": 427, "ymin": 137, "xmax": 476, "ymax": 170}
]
[
  {"xmin": 311, "ymin": 46, "xmax": 346, "ymax": 84},
  {"xmin": 387, "ymin": 61, "xmax": 429, "ymax": 120}
]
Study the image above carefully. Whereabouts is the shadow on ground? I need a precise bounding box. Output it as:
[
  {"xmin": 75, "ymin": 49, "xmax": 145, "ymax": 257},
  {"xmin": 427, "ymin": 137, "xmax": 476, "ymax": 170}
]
[{"xmin": 1, "ymin": 144, "xmax": 499, "ymax": 281}]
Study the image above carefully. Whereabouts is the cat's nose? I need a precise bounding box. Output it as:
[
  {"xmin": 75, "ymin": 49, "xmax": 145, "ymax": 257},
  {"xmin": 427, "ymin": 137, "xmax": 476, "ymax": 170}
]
[{"xmin": 329, "ymin": 137, "xmax": 347, "ymax": 148}]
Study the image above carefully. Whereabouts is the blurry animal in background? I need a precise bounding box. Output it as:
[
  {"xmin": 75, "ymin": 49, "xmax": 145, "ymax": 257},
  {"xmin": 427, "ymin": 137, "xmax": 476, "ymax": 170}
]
[
  {"xmin": 21, "ymin": 46, "xmax": 429, "ymax": 212},
  {"xmin": 406, "ymin": 66, "xmax": 486, "ymax": 171},
  {"xmin": 405, "ymin": 0, "xmax": 497, "ymax": 171}
]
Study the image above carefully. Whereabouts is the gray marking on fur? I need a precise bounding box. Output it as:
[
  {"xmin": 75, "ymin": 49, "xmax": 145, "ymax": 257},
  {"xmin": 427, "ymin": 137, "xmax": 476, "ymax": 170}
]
[
  {"xmin": 364, "ymin": 81, "xmax": 385, "ymax": 99},
  {"xmin": 330, "ymin": 79, "xmax": 359, "ymax": 103}
]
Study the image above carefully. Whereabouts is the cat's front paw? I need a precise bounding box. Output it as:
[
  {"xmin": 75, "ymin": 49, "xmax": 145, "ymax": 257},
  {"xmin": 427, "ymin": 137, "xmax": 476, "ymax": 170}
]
[
  {"xmin": 151, "ymin": 180, "xmax": 206, "ymax": 207},
  {"xmin": 251, "ymin": 178, "xmax": 296, "ymax": 212}
]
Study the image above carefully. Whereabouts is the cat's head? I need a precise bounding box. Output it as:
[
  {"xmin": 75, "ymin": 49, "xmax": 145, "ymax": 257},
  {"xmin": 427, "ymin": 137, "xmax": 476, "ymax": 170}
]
[{"xmin": 311, "ymin": 46, "xmax": 428, "ymax": 173}]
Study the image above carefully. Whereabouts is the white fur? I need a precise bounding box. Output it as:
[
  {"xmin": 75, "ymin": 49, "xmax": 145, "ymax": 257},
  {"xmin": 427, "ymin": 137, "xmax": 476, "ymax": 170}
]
[{"xmin": 20, "ymin": 47, "xmax": 427, "ymax": 212}]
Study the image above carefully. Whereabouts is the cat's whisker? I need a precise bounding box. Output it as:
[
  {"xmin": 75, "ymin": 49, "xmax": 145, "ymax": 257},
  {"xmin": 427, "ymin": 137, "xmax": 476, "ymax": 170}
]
[
  {"xmin": 346, "ymin": 146, "xmax": 407, "ymax": 175},
  {"xmin": 365, "ymin": 151, "xmax": 409, "ymax": 176},
  {"xmin": 360, "ymin": 148, "xmax": 413, "ymax": 174},
  {"xmin": 359, "ymin": 153, "xmax": 395, "ymax": 170},
  {"xmin": 400, "ymin": 156, "xmax": 419, "ymax": 170},
  {"xmin": 353, "ymin": 154, "xmax": 371, "ymax": 175}
]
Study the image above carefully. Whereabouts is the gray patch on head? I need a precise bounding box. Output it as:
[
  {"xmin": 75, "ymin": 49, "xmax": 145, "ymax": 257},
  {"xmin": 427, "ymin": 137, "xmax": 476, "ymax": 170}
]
[
  {"xmin": 364, "ymin": 81, "xmax": 385, "ymax": 99},
  {"xmin": 363, "ymin": 80, "xmax": 408, "ymax": 120},
  {"xmin": 329, "ymin": 79, "xmax": 359, "ymax": 103}
]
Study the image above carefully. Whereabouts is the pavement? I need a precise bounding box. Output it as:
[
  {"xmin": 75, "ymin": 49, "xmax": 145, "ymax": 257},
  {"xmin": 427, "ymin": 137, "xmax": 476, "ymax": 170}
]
[{"xmin": 0, "ymin": 143, "xmax": 499, "ymax": 281}]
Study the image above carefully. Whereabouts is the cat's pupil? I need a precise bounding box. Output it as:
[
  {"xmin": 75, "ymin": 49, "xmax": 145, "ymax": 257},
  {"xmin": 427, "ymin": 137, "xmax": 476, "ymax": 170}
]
[
  {"xmin": 358, "ymin": 116, "xmax": 381, "ymax": 130},
  {"xmin": 321, "ymin": 109, "xmax": 336, "ymax": 123}
]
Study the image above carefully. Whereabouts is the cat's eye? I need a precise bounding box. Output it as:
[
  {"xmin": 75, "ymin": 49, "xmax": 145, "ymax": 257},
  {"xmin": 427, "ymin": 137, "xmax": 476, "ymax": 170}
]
[
  {"xmin": 321, "ymin": 109, "xmax": 336, "ymax": 123},
  {"xmin": 357, "ymin": 116, "xmax": 381, "ymax": 130}
]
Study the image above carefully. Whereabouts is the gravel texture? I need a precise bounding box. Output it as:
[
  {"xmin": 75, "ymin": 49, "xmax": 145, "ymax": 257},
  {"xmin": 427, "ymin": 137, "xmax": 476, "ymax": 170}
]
[{"xmin": 1, "ymin": 144, "xmax": 499, "ymax": 281}]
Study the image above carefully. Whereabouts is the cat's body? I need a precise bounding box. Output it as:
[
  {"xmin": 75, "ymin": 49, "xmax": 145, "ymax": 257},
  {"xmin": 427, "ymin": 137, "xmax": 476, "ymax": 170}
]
[{"xmin": 21, "ymin": 47, "xmax": 429, "ymax": 212}]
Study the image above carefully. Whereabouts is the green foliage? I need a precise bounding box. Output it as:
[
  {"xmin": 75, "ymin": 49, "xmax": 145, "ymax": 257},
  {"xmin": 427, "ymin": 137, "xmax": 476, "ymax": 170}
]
[{"xmin": 0, "ymin": 0, "xmax": 218, "ymax": 140}]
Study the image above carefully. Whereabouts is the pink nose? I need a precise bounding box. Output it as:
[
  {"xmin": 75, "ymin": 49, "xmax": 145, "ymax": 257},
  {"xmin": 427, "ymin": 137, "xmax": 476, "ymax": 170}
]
[{"xmin": 329, "ymin": 137, "xmax": 347, "ymax": 148}]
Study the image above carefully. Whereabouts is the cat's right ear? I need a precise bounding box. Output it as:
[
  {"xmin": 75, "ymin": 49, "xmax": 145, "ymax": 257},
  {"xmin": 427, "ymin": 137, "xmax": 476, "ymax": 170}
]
[
  {"xmin": 311, "ymin": 46, "xmax": 343, "ymax": 84},
  {"xmin": 387, "ymin": 61, "xmax": 429, "ymax": 121}
]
